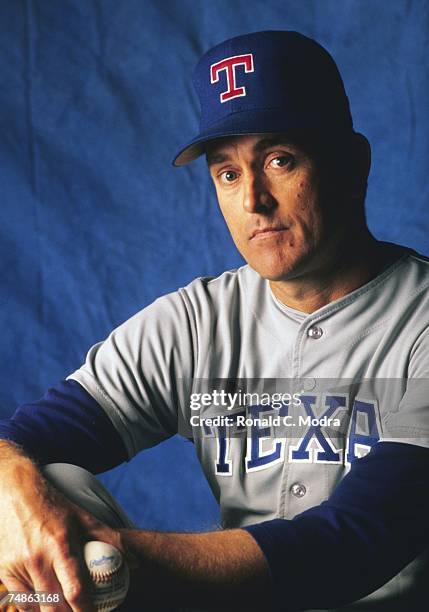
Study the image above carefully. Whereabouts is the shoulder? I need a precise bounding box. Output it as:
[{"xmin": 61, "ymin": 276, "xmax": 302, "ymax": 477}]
[
  {"xmin": 406, "ymin": 249, "xmax": 429, "ymax": 280},
  {"xmin": 180, "ymin": 264, "xmax": 259, "ymax": 295},
  {"xmin": 106, "ymin": 265, "xmax": 264, "ymax": 348},
  {"xmin": 396, "ymin": 247, "xmax": 429, "ymax": 299},
  {"xmin": 376, "ymin": 243, "xmax": 429, "ymax": 301},
  {"xmin": 178, "ymin": 264, "xmax": 264, "ymax": 315}
]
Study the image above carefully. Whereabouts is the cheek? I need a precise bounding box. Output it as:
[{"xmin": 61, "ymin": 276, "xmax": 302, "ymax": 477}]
[
  {"xmin": 296, "ymin": 181, "xmax": 308, "ymax": 209},
  {"xmin": 217, "ymin": 198, "xmax": 246, "ymax": 243},
  {"xmin": 227, "ymin": 216, "xmax": 248, "ymax": 251},
  {"xmin": 288, "ymin": 180, "xmax": 322, "ymax": 230}
]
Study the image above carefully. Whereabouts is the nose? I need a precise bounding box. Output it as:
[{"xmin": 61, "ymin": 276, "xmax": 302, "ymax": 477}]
[{"xmin": 242, "ymin": 172, "xmax": 276, "ymax": 213}]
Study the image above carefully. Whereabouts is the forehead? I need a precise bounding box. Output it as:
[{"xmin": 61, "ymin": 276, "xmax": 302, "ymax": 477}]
[{"xmin": 205, "ymin": 132, "xmax": 310, "ymax": 165}]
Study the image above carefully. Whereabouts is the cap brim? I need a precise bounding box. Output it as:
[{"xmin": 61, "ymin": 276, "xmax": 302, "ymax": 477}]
[{"xmin": 172, "ymin": 107, "xmax": 314, "ymax": 166}]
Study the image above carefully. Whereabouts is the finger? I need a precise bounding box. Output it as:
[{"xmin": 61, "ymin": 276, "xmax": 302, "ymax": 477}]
[
  {"xmin": 56, "ymin": 494, "xmax": 125, "ymax": 554},
  {"xmin": 60, "ymin": 499, "xmax": 108, "ymax": 534},
  {"xmin": 31, "ymin": 577, "xmax": 72, "ymax": 612},
  {"xmin": 52, "ymin": 556, "xmax": 95, "ymax": 612},
  {"xmin": 0, "ymin": 575, "xmax": 34, "ymax": 612}
]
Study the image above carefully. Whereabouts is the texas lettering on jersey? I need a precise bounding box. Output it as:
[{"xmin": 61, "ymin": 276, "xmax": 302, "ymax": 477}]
[{"xmin": 194, "ymin": 393, "xmax": 382, "ymax": 476}]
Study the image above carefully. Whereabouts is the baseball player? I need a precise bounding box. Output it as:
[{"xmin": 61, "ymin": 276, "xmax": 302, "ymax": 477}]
[{"xmin": 1, "ymin": 30, "xmax": 429, "ymax": 612}]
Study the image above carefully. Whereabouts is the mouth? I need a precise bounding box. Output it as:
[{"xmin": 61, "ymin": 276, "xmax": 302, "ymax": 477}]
[{"xmin": 250, "ymin": 226, "xmax": 289, "ymax": 241}]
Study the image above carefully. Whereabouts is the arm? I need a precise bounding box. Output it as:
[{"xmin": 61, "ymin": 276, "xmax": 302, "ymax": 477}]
[
  {"xmin": 0, "ymin": 440, "xmax": 125, "ymax": 612},
  {"xmin": 0, "ymin": 379, "xmax": 128, "ymax": 472},
  {"xmin": 121, "ymin": 528, "xmax": 271, "ymax": 610},
  {"xmin": 116, "ymin": 442, "xmax": 429, "ymax": 611},
  {"xmin": 0, "ymin": 380, "xmax": 137, "ymax": 610},
  {"xmin": 0, "ymin": 378, "xmax": 267, "ymax": 609},
  {"xmin": 0, "ymin": 291, "xmax": 195, "ymax": 609}
]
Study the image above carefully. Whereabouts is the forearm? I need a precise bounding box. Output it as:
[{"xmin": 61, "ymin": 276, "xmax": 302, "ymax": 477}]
[
  {"xmin": 117, "ymin": 444, "xmax": 429, "ymax": 612},
  {"xmin": 120, "ymin": 527, "xmax": 272, "ymax": 610},
  {"xmin": 0, "ymin": 440, "xmax": 67, "ymax": 537},
  {"xmin": 247, "ymin": 443, "xmax": 429, "ymax": 611},
  {"xmin": 0, "ymin": 439, "xmax": 41, "ymax": 491},
  {"xmin": 0, "ymin": 441, "xmax": 123, "ymax": 611}
]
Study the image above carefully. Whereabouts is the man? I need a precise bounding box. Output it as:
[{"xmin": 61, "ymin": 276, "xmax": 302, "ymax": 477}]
[{"xmin": 1, "ymin": 30, "xmax": 429, "ymax": 612}]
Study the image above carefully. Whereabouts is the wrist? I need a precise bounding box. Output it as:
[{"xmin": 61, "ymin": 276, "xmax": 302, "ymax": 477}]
[{"xmin": 117, "ymin": 528, "xmax": 141, "ymax": 571}]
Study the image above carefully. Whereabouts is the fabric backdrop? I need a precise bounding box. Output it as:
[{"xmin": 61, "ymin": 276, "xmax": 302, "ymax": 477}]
[{"xmin": 0, "ymin": 0, "xmax": 428, "ymax": 530}]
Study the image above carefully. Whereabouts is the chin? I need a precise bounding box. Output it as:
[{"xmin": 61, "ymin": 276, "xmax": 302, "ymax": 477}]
[{"xmin": 248, "ymin": 259, "xmax": 302, "ymax": 281}]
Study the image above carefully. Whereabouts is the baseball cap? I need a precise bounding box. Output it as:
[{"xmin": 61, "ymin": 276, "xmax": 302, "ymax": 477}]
[{"xmin": 172, "ymin": 30, "xmax": 353, "ymax": 166}]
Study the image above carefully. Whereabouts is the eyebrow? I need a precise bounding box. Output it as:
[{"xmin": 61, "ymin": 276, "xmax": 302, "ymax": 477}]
[
  {"xmin": 205, "ymin": 136, "xmax": 298, "ymax": 167},
  {"xmin": 206, "ymin": 151, "xmax": 230, "ymax": 166}
]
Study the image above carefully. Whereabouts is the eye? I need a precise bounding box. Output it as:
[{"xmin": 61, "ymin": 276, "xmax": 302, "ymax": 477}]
[
  {"xmin": 268, "ymin": 154, "xmax": 293, "ymax": 169},
  {"xmin": 219, "ymin": 170, "xmax": 239, "ymax": 184}
]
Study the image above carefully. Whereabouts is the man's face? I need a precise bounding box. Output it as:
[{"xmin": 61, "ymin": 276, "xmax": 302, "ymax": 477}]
[{"xmin": 207, "ymin": 133, "xmax": 349, "ymax": 282}]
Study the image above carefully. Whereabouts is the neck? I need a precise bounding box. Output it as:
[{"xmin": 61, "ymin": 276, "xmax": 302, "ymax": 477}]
[{"xmin": 269, "ymin": 232, "xmax": 394, "ymax": 314}]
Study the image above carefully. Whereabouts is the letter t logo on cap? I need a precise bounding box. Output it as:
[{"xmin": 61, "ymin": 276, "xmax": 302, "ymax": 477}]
[{"xmin": 210, "ymin": 54, "xmax": 254, "ymax": 103}]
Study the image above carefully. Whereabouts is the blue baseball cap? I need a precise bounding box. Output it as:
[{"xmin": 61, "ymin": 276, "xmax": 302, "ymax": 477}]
[{"xmin": 173, "ymin": 30, "xmax": 354, "ymax": 166}]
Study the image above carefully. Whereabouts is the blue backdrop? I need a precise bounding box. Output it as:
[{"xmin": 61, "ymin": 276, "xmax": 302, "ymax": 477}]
[{"xmin": 0, "ymin": 0, "xmax": 428, "ymax": 530}]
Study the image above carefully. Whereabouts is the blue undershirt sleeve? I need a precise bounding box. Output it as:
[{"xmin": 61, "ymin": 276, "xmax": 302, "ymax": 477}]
[
  {"xmin": 244, "ymin": 441, "xmax": 429, "ymax": 611},
  {"xmin": 0, "ymin": 379, "xmax": 128, "ymax": 473}
]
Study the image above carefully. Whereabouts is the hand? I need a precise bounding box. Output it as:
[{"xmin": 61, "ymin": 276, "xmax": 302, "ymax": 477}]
[{"xmin": 0, "ymin": 442, "xmax": 126, "ymax": 612}]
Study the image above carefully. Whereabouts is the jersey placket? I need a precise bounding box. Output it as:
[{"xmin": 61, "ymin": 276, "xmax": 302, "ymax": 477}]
[{"xmin": 278, "ymin": 310, "xmax": 341, "ymax": 519}]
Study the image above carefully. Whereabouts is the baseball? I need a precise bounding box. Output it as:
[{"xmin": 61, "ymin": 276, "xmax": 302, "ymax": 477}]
[{"xmin": 83, "ymin": 541, "xmax": 130, "ymax": 612}]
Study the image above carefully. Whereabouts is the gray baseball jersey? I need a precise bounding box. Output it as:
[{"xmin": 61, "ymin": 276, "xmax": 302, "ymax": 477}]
[{"xmin": 68, "ymin": 242, "xmax": 429, "ymax": 609}]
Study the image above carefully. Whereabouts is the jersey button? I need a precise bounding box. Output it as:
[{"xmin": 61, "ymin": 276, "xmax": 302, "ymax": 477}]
[
  {"xmin": 307, "ymin": 325, "xmax": 323, "ymax": 339},
  {"xmin": 302, "ymin": 378, "xmax": 316, "ymax": 391},
  {"xmin": 290, "ymin": 483, "xmax": 307, "ymax": 498}
]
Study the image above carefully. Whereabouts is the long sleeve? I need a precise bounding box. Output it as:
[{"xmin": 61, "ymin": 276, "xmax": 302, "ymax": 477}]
[
  {"xmin": 0, "ymin": 379, "xmax": 128, "ymax": 473},
  {"xmin": 244, "ymin": 441, "xmax": 429, "ymax": 610}
]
